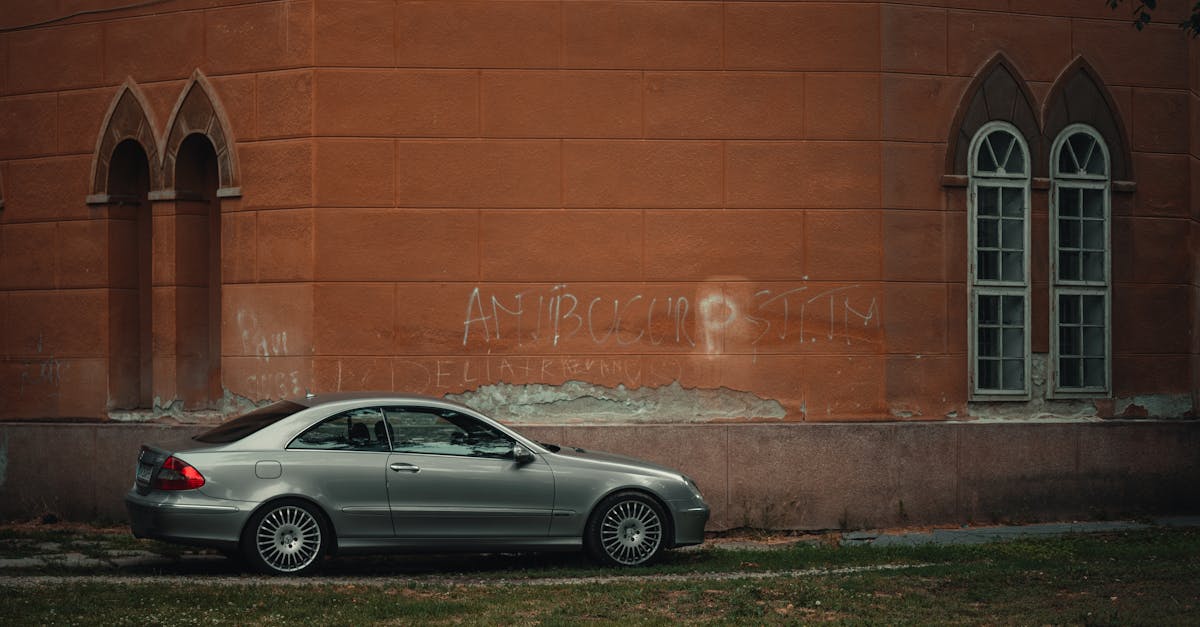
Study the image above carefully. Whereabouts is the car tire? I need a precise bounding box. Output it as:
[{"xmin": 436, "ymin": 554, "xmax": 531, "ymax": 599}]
[
  {"xmin": 584, "ymin": 491, "xmax": 668, "ymax": 567},
  {"xmin": 241, "ymin": 499, "xmax": 329, "ymax": 575}
]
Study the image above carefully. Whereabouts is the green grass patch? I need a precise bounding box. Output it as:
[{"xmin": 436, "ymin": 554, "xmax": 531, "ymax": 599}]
[{"xmin": 2, "ymin": 528, "xmax": 1198, "ymax": 624}]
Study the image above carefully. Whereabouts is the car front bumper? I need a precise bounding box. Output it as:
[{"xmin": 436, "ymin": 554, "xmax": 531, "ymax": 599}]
[{"xmin": 671, "ymin": 502, "xmax": 710, "ymax": 547}]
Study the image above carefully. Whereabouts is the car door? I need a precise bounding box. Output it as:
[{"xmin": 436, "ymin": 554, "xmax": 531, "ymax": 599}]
[
  {"xmin": 283, "ymin": 407, "xmax": 393, "ymax": 539},
  {"xmin": 383, "ymin": 406, "xmax": 555, "ymax": 539}
]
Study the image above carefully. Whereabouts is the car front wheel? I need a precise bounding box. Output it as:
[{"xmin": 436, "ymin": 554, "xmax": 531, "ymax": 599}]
[
  {"xmin": 242, "ymin": 499, "xmax": 328, "ymax": 575},
  {"xmin": 585, "ymin": 491, "xmax": 667, "ymax": 567}
]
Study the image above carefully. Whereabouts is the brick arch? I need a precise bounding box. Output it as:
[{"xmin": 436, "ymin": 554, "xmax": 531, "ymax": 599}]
[
  {"xmin": 946, "ymin": 53, "xmax": 1042, "ymax": 178},
  {"xmin": 1043, "ymin": 57, "xmax": 1132, "ymax": 182},
  {"xmin": 87, "ymin": 79, "xmax": 162, "ymax": 202},
  {"xmin": 160, "ymin": 70, "xmax": 241, "ymax": 196}
]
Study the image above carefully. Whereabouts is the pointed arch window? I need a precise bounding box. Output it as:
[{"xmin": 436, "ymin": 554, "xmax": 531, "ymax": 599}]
[
  {"xmin": 969, "ymin": 122, "xmax": 1031, "ymax": 398},
  {"xmin": 1051, "ymin": 125, "xmax": 1110, "ymax": 395}
]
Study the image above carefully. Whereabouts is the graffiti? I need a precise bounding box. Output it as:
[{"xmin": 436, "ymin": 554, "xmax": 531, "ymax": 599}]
[
  {"xmin": 461, "ymin": 283, "xmax": 881, "ymax": 355},
  {"xmin": 394, "ymin": 355, "xmax": 688, "ymax": 395},
  {"xmin": 236, "ymin": 310, "xmax": 289, "ymax": 363},
  {"xmin": 236, "ymin": 309, "xmax": 301, "ymax": 398},
  {"xmin": 18, "ymin": 358, "xmax": 64, "ymax": 398}
]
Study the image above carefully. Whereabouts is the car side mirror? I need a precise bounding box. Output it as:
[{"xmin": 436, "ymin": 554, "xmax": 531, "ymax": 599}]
[{"xmin": 512, "ymin": 444, "xmax": 535, "ymax": 465}]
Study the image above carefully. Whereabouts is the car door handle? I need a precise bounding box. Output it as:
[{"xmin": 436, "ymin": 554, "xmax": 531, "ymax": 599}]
[{"xmin": 389, "ymin": 463, "xmax": 420, "ymax": 473}]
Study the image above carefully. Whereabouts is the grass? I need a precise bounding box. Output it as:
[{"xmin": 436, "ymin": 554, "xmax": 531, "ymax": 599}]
[{"xmin": 1, "ymin": 527, "xmax": 1199, "ymax": 624}]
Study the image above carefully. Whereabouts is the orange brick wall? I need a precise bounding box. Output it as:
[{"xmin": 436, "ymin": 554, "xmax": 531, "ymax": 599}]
[{"xmin": 0, "ymin": 1, "xmax": 1196, "ymax": 421}]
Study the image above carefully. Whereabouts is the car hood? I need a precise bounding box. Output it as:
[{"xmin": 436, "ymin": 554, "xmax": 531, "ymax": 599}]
[{"xmin": 546, "ymin": 445, "xmax": 682, "ymax": 478}]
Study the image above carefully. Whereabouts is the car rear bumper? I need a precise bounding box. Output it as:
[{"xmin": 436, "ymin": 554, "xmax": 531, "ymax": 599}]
[
  {"xmin": 125, "ymin": 490, "xmax": 248, "ymax": 552},
  {"xmin": 672, "ymin": 503, "xmax": 710, "ymax": 547}
]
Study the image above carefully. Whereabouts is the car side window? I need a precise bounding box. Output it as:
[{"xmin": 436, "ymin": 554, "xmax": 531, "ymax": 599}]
[
  {"xmin": 289, "ymin": 407, "xmax": 390, "ymax": 452},
  {"xmin": 384, "ymin": 407, "xmax": 514, "ymax": 459}
]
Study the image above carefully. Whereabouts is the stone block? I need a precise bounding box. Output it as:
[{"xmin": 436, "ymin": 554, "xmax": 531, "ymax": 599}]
[
  {"xmin": 315, "ymin": 0, "xmax": 394, "ymax": 66},
  {"xmin": 0, "ymin": 94, "xmax": 58, "ymax": 159},
  {"xmin": 725, "ymin": 141, "xmax": 881, "ymax": 209},
  {"xmin": 315, "ymin": 139, "xmax": 394, "ymax": 207},
  {"xmin": 315, "ymin": 208, "xmax": 478, "ymax": 281},
  {"xmin": 883, "ymin": 209, "xmax": 945, "ymax": 282},
  {"xmin": 645, "ymin": 71, "xmax": 805, "ymax": 139},
  {"xmin": 313, "ymin": 283, "xmax": 394, "ymax": 356},
  {"xmin": 104, "ymin": 12, "xmax": 204, "ymax": 83},
  {"xmin": 258, "ymin": 70, "xmax": 312, "ymax": 139},
  {"xmin": 0, "ymin": 222, "xmax": 57, "ymax": 290},
  {"xmin": 882, "ymin": 142, "xmax": 946, "ymax": 211},
  {"xmin": 562, "ymin": 1, "xmax": 720, "ymax": 69},
  {"xmin": 315, "ymin": 69, "xmax": 478, "ymax": 137},
  {"xmin": 804, "ymin": 73, "xmax": 879, "ymax": 141},
  {"xmin": 480, "ymin": 210, "xmax": 641, "ymax": 282},
  {"xmin": 643, "ymin": 210, "xmax": 805, "ymax": 281},
  {"xmin": 257, "ymin": 208, "xmax": 314, "ymax": 282},
  {"xmin": 805, "ymin": 209, "xmax": 882, "ymax": 281},
  {"xmin": 397, "ymin": 140, "xmax": 560, "ymax": 208},
  {"xmin": 883, "ymin": 282, "xmax": 948, "ymax": 355},
  {"xmin": 882, "ymin": 4, "xmax": 947, "ymax": 74},
  {"xmin": 947, "ymin": 10, "xmax": 1071, "ymax": 82},
  {"xmin": 55, "ymin": 220, "xmax": 108, "ymax": 289},
  {"xmin": 240, "ymin": 140, "xmax": 313, "ymax": 209},
  {"xmin": 725, "ymin": 3, "xmax": 879, "ymax": 71},
  {"xmin": 8, "ymin": 23, "xmax": 102, "ymax": 92},
  {"xmin": 563, "ymin": 140, "xmax": 721, "ymax": 208},
  {"xmin": 481, "ymin": 70, "xmax": 642, "ymax": 139},
  {"xmin": 1131, "ymin": 88, "xmax": 1189, "ymax": 154},
  {"xmin": 397, "ymin": 0, "xmax": 559, "ymax": 68},
  {"xmin": 221, "ymin": 282, "xmax": 314, "ymax": 359}
]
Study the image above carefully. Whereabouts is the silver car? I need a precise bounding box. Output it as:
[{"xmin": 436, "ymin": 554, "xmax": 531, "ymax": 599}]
[{"xmin": 125, "ymin": 393, "xmax": 709, "ymax": 574}]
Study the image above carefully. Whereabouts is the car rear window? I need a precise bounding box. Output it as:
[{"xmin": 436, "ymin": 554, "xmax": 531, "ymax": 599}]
[{"xmin": 194, "ymin": 400, "xmax": 306, "ymax": 444}]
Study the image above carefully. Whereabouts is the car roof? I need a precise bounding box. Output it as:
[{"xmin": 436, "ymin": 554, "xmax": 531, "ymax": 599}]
[{"xmin": 293, "ymin": 391, "xmax": 478, "ymax": 413}]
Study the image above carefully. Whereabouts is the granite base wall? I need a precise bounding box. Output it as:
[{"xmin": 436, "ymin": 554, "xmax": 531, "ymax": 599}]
[{"xmin": 1, "ymin": 421, "xmax": 1196, "ymax": 530}]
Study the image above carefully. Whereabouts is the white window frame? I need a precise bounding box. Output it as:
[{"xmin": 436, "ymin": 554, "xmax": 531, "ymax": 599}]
[
  {"xmin": 1049, "ymin": 123, "xmax": 1111, "ymax": 398},
  {"xmin": 968, "ymin": 121, "xmax": 1032, "ymax": 400}
]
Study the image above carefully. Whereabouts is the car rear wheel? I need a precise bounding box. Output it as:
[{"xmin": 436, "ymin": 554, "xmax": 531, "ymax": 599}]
[
  {"xmin": 585, "ymin": 491, "xmax": 667, "ymax": 567},
  {"xmin": 242, "ymin": 499, "xmax": 328, "ymax": 575}
]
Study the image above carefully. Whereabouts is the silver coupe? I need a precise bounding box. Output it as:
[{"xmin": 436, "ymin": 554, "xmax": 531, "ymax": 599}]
[{"xmin": 125, "ymin": 393, "xmax": 709, "ymax": 574}]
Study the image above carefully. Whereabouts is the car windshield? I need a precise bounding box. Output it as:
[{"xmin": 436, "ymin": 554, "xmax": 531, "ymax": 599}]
[{"xmin": 194, "ymin": 401, "xmax": 305, "ymax": 444}]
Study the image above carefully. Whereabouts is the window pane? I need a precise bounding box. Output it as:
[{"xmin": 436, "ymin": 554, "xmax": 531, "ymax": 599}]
[
  {"xmin": 1068, "ymin": 133, "xmax": 1094, "ymax": 173},
  {"xmin": 978, "ymin": 218, "xmax": 999, "ymax": 248},
  {"xmin": 1083, "ymin": 188, "xmax": 1104, "ymax": 218},
  {"xmin": 1001, "ymin": 218, "xmax": 1023, "ymax": 250},
  {"xmin": 291, "ymin": 408, "xmax": 388, "ymax": 452},
  {"xmin": 1083, "ymin": 358, "xmax": 1106, "ymax": 387},
  {"xmin": 978, "ymin": 187, "xmax": 999, "ymax": 216},
  {"xmin": 1059, "ymin": 357, "xmax": 1081, "ymax": 388},
  {"xmin": 977, "ymin": 142, "xmax": 998, "ymax": 172},
  {"xmin": 989, "ymin": 131, "xmax": 1013, "ymax": 168},
  {"xmin": 1059, "ymin": 219, "xmax": 1080, "ymax": 248},
  {"xmin": 1083, "ymin": 295, "xmax": 1105, "ymax": 325},
  {"xmin": 978, "ymin": 327, "xmax": 999, "ymax": 357},
  {"xmin": 1001, "ymin": 251, "xmax": 1023, "ymax": 281},
  {"xmin": 1059, "ymin": 294, "xmax": 1080, "ymax": 324},
  {"xmin": 1058, "ymin": 143, "xmax": 1079, "ymax": 175},
  {"xmin": 1083, "ymin": 327, "xmax": 1105, "ymax": 357},
  {"xmin": 978, "ymin": 359, "xmax": 999, "ymax": 389},
  {"xmin": 1085, "ymin": 150, "xmax": 1106, "ymax": 176},
  {"xmin": 1001, "ymin": 187, "xmax": 1023, "ymax": 217},
  {"xmin": 1002, "ymin": 295, "xmax": 1024, "ymax": 325},
  {"xmin": 385, "ymin": 408, "xmax": 513, "ymax": 459},
  {"xmin": 1002, "ymin": 328, "xmax": 1023, "ymax": 358},
  {"xmin": 1058, "ymin": 187, "xmax": 1080, "ymax": 217},
  {"xmin": 1004, "ymin": 143, "xmax": 1026, "ymax": 174},
  {"xmin": 1059, "ymin": 326, "xmax": 1080, "ymax": 356},
  {"xmin": 1059, "ymin": 251, "xmax": 1080, "ymax": 281},
  {"xmin": 978, "ymin": 250, "xmax": 999, "ymax": 280},
  {"xmin": 1001, "ymin": 359, "xmax": 1024, "ymax": 390},
  {"xmin": 978, "ymin": 295, "xmax": 999, "ymax": 325},
  {"xmin": 1082, "ymin": 252, "xmax": 1105, "ymax": 282},
  {"xmin": 1082, "ymin": 220, "xmax": 1104, "ymax": 250}
]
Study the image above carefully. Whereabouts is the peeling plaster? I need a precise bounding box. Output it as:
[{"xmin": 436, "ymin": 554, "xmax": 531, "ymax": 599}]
[
  {"xmin": 448, "ymin": 381, "xmax": 787, "ymax": 424},
  {"xmin": 107, "ymin": 390, "xmax": 270, "ymax": 425}
]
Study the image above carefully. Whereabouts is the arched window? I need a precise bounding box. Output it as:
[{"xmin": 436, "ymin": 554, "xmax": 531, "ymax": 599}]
[
  {"xmin": 969, "ymin": 122, "xmax": 1031, "ymax": 398},
  {"xmin": 1050, "ymin": 124, "xmax": 1110, "ymax": 395}
]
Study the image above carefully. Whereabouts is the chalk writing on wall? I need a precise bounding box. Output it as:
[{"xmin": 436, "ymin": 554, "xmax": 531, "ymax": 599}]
[{"xmin": 461, "ymin": 283, "xmax": 880, "ymax": 353}]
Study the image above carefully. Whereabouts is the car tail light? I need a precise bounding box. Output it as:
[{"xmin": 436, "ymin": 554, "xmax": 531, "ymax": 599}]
[{"xmin": 153, "ymin": 456, "xmax": 205, "ymax": 490}]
